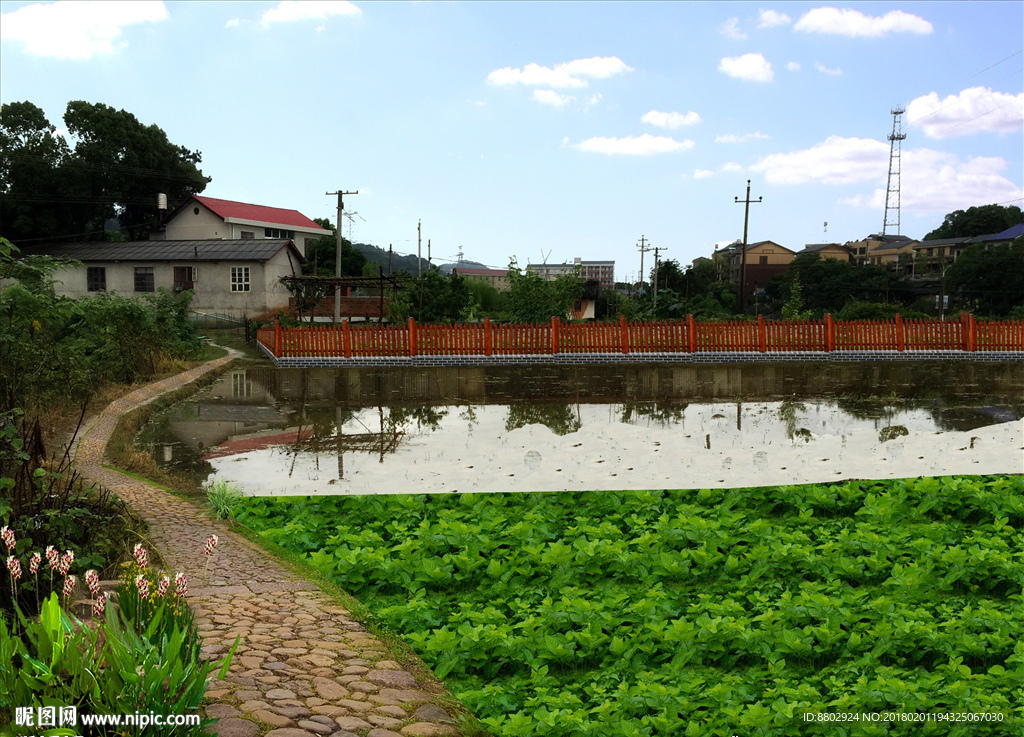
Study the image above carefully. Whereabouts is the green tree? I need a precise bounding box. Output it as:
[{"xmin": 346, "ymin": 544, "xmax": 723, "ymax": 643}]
[
  {"xmin": 765, "ymin": 254, "xmax": 913, "ymax": 315},
  {"xmin": 923, "ymin": 204, "xmax": 1023, "ymax": 240},
  {"xmin": 389, "ymin": 268, "xmax": 473, "ymax": 322},
  {"xmin": 945, "ymin": 236, "xmax": 1024, "ymax": 316},
  {"xmin": 1, "ymin": 101, "xmax": 210, "ymax": 242},
  {"xmin": 304, "ymin": 218, "xmax": 366, "ymax": 277},
  {"xmin": 505, "ymin": 259, "xmax": 584, "ymax": 322}
]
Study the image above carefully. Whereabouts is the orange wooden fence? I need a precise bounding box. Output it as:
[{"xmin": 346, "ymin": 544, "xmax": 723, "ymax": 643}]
[{"xmin": 257, "ymin": 313, "xmax": 1024, "ymax": 359}]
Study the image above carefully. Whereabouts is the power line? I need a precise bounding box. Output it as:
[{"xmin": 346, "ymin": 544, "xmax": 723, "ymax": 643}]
[{"xmin": 964, "ymin": 49, "xmax": 1022, "ymax": 81}]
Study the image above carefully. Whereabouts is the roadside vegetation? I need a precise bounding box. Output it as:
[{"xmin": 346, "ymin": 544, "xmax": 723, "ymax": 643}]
[{"xmin": 230, "ymin": 477, "xmax": 1024, "ymax": 736}]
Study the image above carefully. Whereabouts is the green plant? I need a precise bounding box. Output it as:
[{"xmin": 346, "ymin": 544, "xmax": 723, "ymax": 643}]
[{"xmin": 205, "ymin": 479, "xmax": 241, "ymax": 519}]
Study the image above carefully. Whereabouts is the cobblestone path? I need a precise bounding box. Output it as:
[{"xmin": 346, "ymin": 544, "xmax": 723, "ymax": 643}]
[{"xmin": 73, "ymin": 349, "xmax": 467, "ymax": 737}]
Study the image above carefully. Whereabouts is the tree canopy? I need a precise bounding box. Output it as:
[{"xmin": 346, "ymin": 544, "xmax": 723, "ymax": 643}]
[
  {"xmin": 1, "ymin": 100, "xmax": 210, "ymax": 243},
  {"xmin": 505, "ymin": 260, "xmax": 584, "ymax": 322},
  {"xmin": 764, "ymin": 254, "xmax": 914, "ymax": 315},
  {"xmin": 305, "ymin": 218, "xmax": 367, "ymax": 277},
  {"xmin": 945, "ymin": 236, "xmax": 1024, "ymax": 316},
  {"xmin": 923, "ymin": 203, "xmax": 1023, "ymax": 240}
]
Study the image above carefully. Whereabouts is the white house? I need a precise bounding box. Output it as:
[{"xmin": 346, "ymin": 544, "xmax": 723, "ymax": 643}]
[
  {"xmin": 154, "ymin": 196, "xmax": 328, "ymax": 258},
  {"xmin": 8, "ymin": 239, "xmax": 306, "ymax": 319}
]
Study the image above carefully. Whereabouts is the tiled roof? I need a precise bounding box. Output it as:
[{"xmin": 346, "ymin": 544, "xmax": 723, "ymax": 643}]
[
  {"xmin": 979, "ymin": 223, "xmax": 1024, "ymax": 241},
  {"xmin": 19, "ymin": 240, "xmax": 306, "ymax": 263},
  {"xmin": 801, "ymin": 243, "xmax": 846, "ymax": 252},
  {"xmin": 915, "ymin": 237, "xmax": 972, "ymax": 247},
  {"xmin": 873, "ymin": 240, "xmax": 916, "ymax": 251},
  {"xmin": 192, "ymin": 196, "xmax": 328, "ymax": 231}
]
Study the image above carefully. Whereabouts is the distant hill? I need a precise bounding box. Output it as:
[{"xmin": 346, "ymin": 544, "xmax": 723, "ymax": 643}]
[
  {"xmin": 352, "ymin": 242, "xmax": 429, "ymax": 276},
  {"xmin": 438, "ymin": 260, "xmax": 488, "ymax": 275}
]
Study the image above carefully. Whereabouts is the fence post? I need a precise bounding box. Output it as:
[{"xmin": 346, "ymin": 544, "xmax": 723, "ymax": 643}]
[
  {"xmin": 757, "ymin": 315, "xmax": 766, "ymax": 353},
  {"xmin": 824, "ymin": 313, "xmax": 834, "ymax": 352},
  {"xmin": 274, "ymin": 320, "xmax": 282, "ymax": 357},
  {"xmin": 342, "ymin": 319, "xmax": 351, "ymax": 358},
  {"xmin": 408, "ymin": 317, "xmax": 417, "ymax": 357},
  {"xmin": 551, "ymin": 316, "xmax": 560, "ymax": 354},
  {"xmin": 484, "ymin": 317, "xmax": 492, "ymax": 356},
  {"xmin": 895, "ymin": 314, "xmax": 904, "ymax": 351},
  {"xmin": 969, "ymin": 313, "xmax": 977, "ymax": 352},
  {"xmin": 620, "ymin": 315, "xmax": 629, "ymax": 354},
  {"xmin": 686, "ymin": 314, "xmax": 697, "ymax": 352}
]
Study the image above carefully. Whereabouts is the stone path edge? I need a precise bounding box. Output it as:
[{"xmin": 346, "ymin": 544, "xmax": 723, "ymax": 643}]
[{"xmin": 71, "ymin": 346, "xmax": 487, "ymax": 737}]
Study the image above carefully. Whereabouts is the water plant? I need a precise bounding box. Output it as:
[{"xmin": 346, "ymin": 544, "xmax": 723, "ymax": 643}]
[{"xmin": 205, "ymin": 478, "xmax": 241, "ymax": 519}]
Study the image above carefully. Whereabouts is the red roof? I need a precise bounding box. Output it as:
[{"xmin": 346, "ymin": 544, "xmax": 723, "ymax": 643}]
[
  {"xmin": 453, "ymin": 267, "xmax": 508, "ymax": 276},
  {"xmin": 192, "ymin": 196, "xmax": 328, "ymax": 232}
]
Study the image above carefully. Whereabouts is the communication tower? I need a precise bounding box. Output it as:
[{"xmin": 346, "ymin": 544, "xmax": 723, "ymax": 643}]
[{"xmin": 883, "ymin": 107, "xmax": 907, "ymax": 236}]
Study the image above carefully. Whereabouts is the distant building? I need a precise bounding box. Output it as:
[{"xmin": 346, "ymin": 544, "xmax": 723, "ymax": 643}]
[
  {"xmin": 846, "ymin": 233, "xmax": 916, "ymax": 271},
  {"xmin": 450, "ymin": 266, "xmax": 510, "ymax": 292},
  {"xmin": 154, "ymin": 195, "xmax": 329, "ymax": 258},
  {"xmin": 714, "ymin": 240, "xmax": 795, "ymax": 304},
  {"xmin": 799, "ymin": 243, "xmax": 851, "ymax": 262},
  {"xmin": 527, "ymin": 258, "xmax": 615, "ymax": 289}
]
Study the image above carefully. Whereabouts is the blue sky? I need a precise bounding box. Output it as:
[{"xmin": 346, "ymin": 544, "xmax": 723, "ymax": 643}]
[{"xmin": 2, "ymin": 1, "xmax": 1022, "ymax": 281}]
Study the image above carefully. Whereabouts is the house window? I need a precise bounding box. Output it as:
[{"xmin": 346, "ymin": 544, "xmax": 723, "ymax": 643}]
[
  {"xmin": 759, "ymin": 256, "xmax": 768, "ymax": 265},
  {"xmin": 858, "ymin": 247, "xmax": 866, "ymax": 255},
  {"xmin": 87, "ymin": 266, "xmax": 106, "ymax": 292},
  {"xmin": 240, "ymin": 231, "xmax": 255, "ymax": 239},
  {"xmin": 134, "ymin": 266, "xmax": 155, "ymax": 292},
  {"xmin": 231, "ymin": 266, "xmax": 250, "ymax": 292},
  {"xmin": 264, "ymin": 228, "xmax": 294, "ymax": 239},
  {"xmin": 173, "ymin": 266, "xmax": 197, "ymax": 292},
  {"xmin": 231, "ymin": 371, "xmax": 252, "ymax": 398}
]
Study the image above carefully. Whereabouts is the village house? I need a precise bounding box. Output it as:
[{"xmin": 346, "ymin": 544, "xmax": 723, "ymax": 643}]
[
  {"xmin": 8, "ymin": 239, "xmax": 305, "ymax": 319},
  {"xmin": 714, "ymin": 240, "xmax": 795, "ymax": 305},
  {"xmin": 450, "ymin": 266, "xmax": 511, "ymax": 292},
  {"xmin": 798, "ymin": 243, "xmax": 852, "ymax": 262},
  {"xmin": 152, "ymin": 195, "xmax": 329, "ymax": 258}
]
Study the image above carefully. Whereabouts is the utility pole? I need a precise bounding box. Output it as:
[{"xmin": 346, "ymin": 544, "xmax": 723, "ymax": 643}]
[
  {"xmin": 636, "ymin": 235, "xmax": 652, "ymax": 296},
  {"xmin": 388, "ymin": 244, "xmax": 393, "ymax": 276},
  {"xmin": 417, "ymin": 220, "xmax": 422, "ymax": 278},
  {"xmin": 652, "ymin": 246, "xmax": 668, "ymax": 309},
  {"xmin": 427, "ymin": 239, "xmax": 431, "ymax": 265},
  {"xmin": 326, "ymin": 189, "xmax": 358, "ymax": 324},
  {"xmin": 734, "ymin": 180, "xmax": 762, "ymax": 314}
]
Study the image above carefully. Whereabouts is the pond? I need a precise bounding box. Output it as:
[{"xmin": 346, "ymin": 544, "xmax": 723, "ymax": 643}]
[{"xmin": 141, "ymin": 362, "xmax": 1024, "ymax": 495}]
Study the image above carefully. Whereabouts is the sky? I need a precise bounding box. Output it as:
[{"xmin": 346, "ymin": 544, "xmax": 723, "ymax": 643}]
[{"xmin": 2, "ymin": 1, "xmax": 1022, "ymax": 282}]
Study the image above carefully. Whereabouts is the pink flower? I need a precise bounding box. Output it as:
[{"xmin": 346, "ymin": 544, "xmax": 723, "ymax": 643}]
[
  {"xmin": 62, "ymin": 574, "xmax": 76, "ymax": 599},
  {"xmin": 174, "ymin": 572, "xmax": 187, "ymax": 597},
  {"xmin": 58, "ymin": 550, "xmax": 73, "ymax": 576},
  {"xmin": 93, "ymin": 592, "xmax": 107, "ymax": 618},
  {"xmin": 28, "ymin": 552, "xmax": 41, "ymax": 575},
  {"xmin": 157, "ymin": 576, "xmax": 170, "ymax": 597},
  {"xmin": 45, "ymin": 545, "xmax": 59, "ymax": 569},
  {"xmin": 204, "ymin": 534, "xmax": 218, "ymax": 556},
  {"xmin": 84, "ymin": 569, "xmax": 100, "ymax": 596},
  {"xmin": 6, "ymin": 556, "xmax": 21, "ymax": 581},
  {"xmin": 135, "ymin": 574, "xmax": 149, "ymax": 600},
  {"xmin": 133, "ymin": 544, "xmax": 148, "ymax": 569},
  {"xmin": 0, "ymin": 526, "xmax": 14, "ymax": 553}
]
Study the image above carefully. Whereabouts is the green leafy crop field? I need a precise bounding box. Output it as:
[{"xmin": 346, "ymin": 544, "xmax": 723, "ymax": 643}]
[{"xmin": 234, "ymin": 476, "xmax": 1024, "ymax": 736}]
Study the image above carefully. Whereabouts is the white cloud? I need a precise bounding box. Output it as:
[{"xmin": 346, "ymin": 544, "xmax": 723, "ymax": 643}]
[
  {"xmin": 694, "ymin": 169, "xmax": 715, "ymax": 179},
  {"xmin": 0, "ymin": 0, "xmax": 168, "ymax": 60},
  {"xmin": 532, "ymin": 89, "xmax": 574, "ymax": 107},
  {"xmin": 751, "ymin": 135, "xmax": 889, "ymax": 184},
  {"xmin": 716, "ymin": 131, "xmax": 770, "ymax": 143},
  {"xmin": 758, "ymin": 9, "xmax": 792, "ymax": 27},
  {"xmin": 787, "ymin": 61, "xmax": 801, "ymax": 72},
  {"xmin": 225, "ymin": 18, "xmax": 240, "ymax": 28},
  {"xmin": 751, "ymin": 135, "xmax": 1023, "ymax": 212},
  {"xmin": 574, "ymin": 134, "xmax": 695, "ymax": 156},
  {"xmin": 815, "ymin": 61, "xmax": 842, "ymax": 76},
  {"xmin": 719, "ymin": 53, "xmax": 774, "ymax": 82},
  {"xmin": 262, "ymin": 1, "xmax": 360, "ymax": 27},
  {"xmin": 794, "ymin": 7, "xmax": 932, "ymax": 37},
  {"xmin": 906, "ymin": 87, "xmax": 1024, "ymax": 139},
  {"xmin": 487, "ymin": 56, "xmax": 632, "ymax": 89},
  {"xmin": 722, "ymin": 162, "xmax": 744, "ymax": 172},
  {"xmin": 720, "ymin": 17, "xmax": 747, "ymax": 39},
  {"xmin": 642, "ymin": 110, "xmax": 701, "ymax": 129},
  {"xmin": 841, "ymin": 151, "xmax": 1023, "ymax": 213}
]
